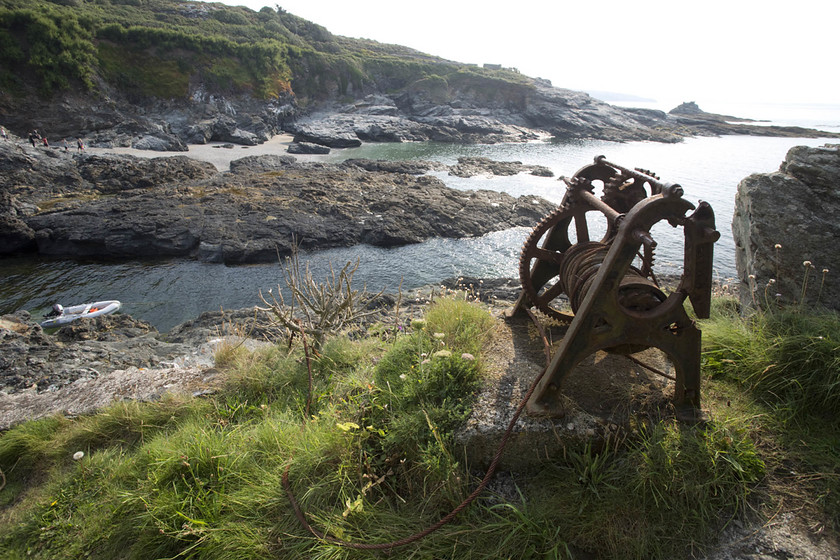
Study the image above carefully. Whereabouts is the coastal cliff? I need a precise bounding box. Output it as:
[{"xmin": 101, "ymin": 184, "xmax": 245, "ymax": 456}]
[{"xmin": 1, "ymin": 0, "xmax": 836, "ymax": 151}]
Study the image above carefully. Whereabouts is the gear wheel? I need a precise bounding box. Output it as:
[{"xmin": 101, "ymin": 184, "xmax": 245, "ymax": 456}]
[{"xmin": 518, "ymin": 201, "xmax": 615, "ymax": 322}]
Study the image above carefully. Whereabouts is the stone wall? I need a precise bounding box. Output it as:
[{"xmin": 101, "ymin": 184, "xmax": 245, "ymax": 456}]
[{"xmin": 732, "ymin": 144, "xmax": 840, "ymax": 312}]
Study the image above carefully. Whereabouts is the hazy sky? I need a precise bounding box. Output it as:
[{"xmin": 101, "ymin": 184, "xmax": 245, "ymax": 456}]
[{"xmin": 215, "ymin": 0, "xmax": 837, "ymax": 106}]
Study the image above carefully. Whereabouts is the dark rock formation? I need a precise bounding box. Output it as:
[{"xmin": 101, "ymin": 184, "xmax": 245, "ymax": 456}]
[
  {"xmin": 0, "ymin": 87, "xmax": 294, "ymax": 152},
  {"xmin": 0, "ymin": 139, "xmax": 557, "ymax": 263},
  {"xmin": 449, "ymin": 156, "xmax": 554, "ymax": 178},
  {"xmin": 228, "ymin": 154, "xmax": 297, "ymax": 173},
  {"xmin": 666, "ymin": 102, "xmax": 831, "ymax": 139},
  {"xmin": 4, "ymin": 77, "xmax": 837, "ymax": 155},
  {"xmin": 287, "ymin": 141, "xmax": 330, "ymax": 154},
  {"xmin": 0, "ymin": 310, "xmax": 165, "ymax": 394},
  {"xmin": 732, "ymin": 144, "xmax": 840, "ymax": 312},
  {"xmin": 669, "ymin": 101, "xmax": 704, "ymax": 115},
  {"xmin": 339, "ymin": 158, "xmax": 446, "ymax": 175}
]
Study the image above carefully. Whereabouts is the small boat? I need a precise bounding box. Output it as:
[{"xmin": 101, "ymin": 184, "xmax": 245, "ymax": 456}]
[{"xmin": 40, "ymin": 300, "xmax": 122, "ymax": 328}]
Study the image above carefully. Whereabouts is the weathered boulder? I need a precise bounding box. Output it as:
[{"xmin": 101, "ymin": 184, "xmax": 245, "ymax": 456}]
[
  {"xmin": 732, "ymin": 144, "xmax": 840, "ymax": 311},
  {"xmin": 290, "ymin": 118, "xmax": 364, "ymax": 148},
  {"xmin": 131, "ymin": 133, "xmax": 189, "ymax": 152},
  {"xmin": 228, "ymin": 154, "xmax": 297, "ymax": 173},
  {"xmin": 287, "ymin": 141, "xmax": 331, "ymax": 155}
]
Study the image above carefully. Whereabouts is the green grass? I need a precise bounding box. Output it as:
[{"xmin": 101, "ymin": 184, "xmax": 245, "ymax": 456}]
[
  {"xmin": 1, "ymin": 0, "xmax": 541, "ymax": 102},
  {"xmin": 702, "ymin": 298, "xmax": 840, "ymax": 418},
  {"xmin": 702, "ymin": 297, "xmax": 840, "ymax": 529},
  {"xmin": 3, "ymin": 295, "xmax": 836, "ymax": 558}
]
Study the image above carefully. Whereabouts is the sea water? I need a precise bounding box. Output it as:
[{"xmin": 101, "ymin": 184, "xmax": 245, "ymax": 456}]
[{"xmin": 2, "ymin": 103, "xmax": 838, "ymax": 331}]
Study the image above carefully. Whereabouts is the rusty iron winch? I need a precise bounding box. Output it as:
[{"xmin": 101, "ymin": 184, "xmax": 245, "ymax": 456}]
[{"xmin": 510, "ymin": 156, "xmax": 720, "ymax": 419}]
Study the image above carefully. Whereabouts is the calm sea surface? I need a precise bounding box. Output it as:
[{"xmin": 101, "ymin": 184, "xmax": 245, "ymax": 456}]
[{"xmin": 2, "ymin": 103, "xmax": 838, "ymax": 331}]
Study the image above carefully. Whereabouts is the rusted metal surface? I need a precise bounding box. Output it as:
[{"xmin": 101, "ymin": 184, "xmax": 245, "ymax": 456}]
[{"xmin": 511, "ymin": 156, "xmax": 720, "ymax": 418}]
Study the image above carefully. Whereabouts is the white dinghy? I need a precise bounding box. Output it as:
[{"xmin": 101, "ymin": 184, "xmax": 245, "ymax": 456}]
[{"xmin": 40, "ymin": 300, "xmax": 122, "ymax": 328}]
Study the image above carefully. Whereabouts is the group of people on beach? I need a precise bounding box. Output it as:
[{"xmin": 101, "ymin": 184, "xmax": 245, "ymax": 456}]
[{"xmin": 19, "ymin": 128, "xmax": 85, "ymax": 151}]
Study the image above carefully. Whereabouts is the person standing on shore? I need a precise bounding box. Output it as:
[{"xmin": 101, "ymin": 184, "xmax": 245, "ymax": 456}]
[
  {"xmin": 29, "ymin": 131, "xmax": 37, "ymax": 147},
  {"xmin": 42, "ymin": 136, "xmax": 49, "ymax": 148},
  {"xmin": 63, "ymin": 138, "xmax": 69, "ymax": 152},
  {"xmin": 1, "ymin": 126, "xmax": 6, "ymax": 141},
  {"xmin": 76, "ymin": 137, "xmax": 84, "ymax": 151}
]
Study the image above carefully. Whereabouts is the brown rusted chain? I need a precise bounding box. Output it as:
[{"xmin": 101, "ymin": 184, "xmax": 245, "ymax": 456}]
[
  {"xmin": 282, "ymin": 307, "xmax": 554, "ymax": 550},
  {"xmin": 624, "ymin": 354, "xmax": 677, "ymax": 381}
]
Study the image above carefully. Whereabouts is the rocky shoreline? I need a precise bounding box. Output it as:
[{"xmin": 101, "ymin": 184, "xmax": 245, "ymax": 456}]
[
  {"xmin": 3, "ymin": 80, "xmax": 837, "ymax": 155},
  {"xmin": 0, "ymin": 276, "xmax": 519, "ymax": 427},
  {"xmin": 0, "ymin": 134, "xmax": 556, "ymax": 263}
]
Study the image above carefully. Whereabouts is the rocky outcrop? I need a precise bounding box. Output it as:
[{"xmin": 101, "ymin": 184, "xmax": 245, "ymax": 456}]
[
  {"xmin": 0, "ymin": 140, "xmax": 557, "ymax": 263},
  {"xmin": 732, "ymin": 144, "xmax": 840, "ymax": 312},
  {"xmin": 0, "ymin": 86, "xmax": 295, "ymax": 152},
  {"xmin": 1, "ymin": 310, "xmax": 166, "ymax": 394},
  {"xmin": 339, "ymin": 158, "xmax": 446, "ymax": 175},
  {"xmin": 282, "ymin": 91, "xmax": 840, "ymax": 152},
  {"xmin": 666, "ymin": 102, "xmax": 831, "ymax": 139},
  {"xmin": 4, "ymin": 79, "xmax": 838, "ymax": 155},
  {"xmin": 669, "ymin": 101, "xmax": 704, "ymax": 115},
  {"xmin": 287, "ymin": 141, "xmax": 330, "ymax": 154},
  {"xmin": 449, "ymin": 156, "xmax": 553, "ymax": 178},
  {"xmin": 24, "ymin": 160, "xmax": 555, "ymax": 263}
]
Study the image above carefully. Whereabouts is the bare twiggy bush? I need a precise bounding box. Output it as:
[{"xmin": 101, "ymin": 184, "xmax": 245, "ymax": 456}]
[{"xmin": 258, "ymin": 250, "xmax": 383, "ymax": 348}]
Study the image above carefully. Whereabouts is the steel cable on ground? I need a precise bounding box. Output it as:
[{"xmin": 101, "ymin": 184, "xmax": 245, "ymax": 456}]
[{"xmin": 282, "ymin": 307, "xmax": 553, "ymax": 550}]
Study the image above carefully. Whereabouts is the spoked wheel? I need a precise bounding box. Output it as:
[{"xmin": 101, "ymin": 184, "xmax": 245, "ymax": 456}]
[{"xmin": 519, "ymin": 203, "xmax": 613, "ymax": 322}]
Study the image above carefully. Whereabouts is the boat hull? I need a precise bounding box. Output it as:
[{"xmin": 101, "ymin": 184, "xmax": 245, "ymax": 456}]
[{"xmin": 40, "ymin": 300, "xmax": 122, "ymax": 328}]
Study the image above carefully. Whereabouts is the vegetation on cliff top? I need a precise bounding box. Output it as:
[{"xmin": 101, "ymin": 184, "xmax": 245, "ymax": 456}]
[{"xmin": 0, "ymin": 0, "xmax": 531, "ymax": 103}]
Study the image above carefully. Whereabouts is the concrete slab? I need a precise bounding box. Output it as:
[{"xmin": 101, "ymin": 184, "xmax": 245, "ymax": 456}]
[{"xmin": 456, "ymin": 310, "xmax": 676, "ymax": 471}]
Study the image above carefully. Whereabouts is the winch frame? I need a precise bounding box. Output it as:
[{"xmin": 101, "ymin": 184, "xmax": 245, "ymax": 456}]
[{"xmin": 511, "ymin": 156, "xmax": 720, "ymax": 418}]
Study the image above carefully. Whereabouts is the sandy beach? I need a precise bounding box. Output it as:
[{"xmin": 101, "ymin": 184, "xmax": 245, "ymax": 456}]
[{"xmin": 87, "ymin": 133, "xmax": 334, "ymax": 171}]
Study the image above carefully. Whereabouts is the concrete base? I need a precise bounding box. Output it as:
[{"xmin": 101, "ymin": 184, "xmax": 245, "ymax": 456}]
[{"xmin": 455, "ymin": 311, "xmax": 677, "ymax": 471}]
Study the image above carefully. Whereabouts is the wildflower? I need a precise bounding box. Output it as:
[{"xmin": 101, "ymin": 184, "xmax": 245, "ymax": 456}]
[
  {"xmin": 823, "ymin": 268, "xmax": 830, "ymax": 274},
  {"xmin": 748, "ymin": 274, "xmax": 756, "ymax": 280},
  {"xmin": 421, "ymin": 359, "xmax": 431, "ymax": 364},
  {"xmin": 461, "ymin": 353, "xmax": 475, "ymax": 361},
  {"xmin": 775, "ymin": 243, "xmax": 782, "ymax": 250},
  {"xmin": 433, "ymin": 332, "xmax": 445, "ymax": 339},
  {"xmin": 803, "ymin": 260, "xmax": 812, "ymax": 267},
  {"xmin": 420, "ymin": 353, "xmax": 428, "ymax": 358},
  {"xmin": 411, "ymin": 319, "xmax": 426, "ymax": 329},
  {"xmin": 73, "ymin": 451, "xmax": 84, "ymax": 461},
  {"xmin": 433, "ymin": 350, "xmax": 452, "ymax": 358},
  {"xmin": 768, "ymin": 279, "xmax": 776, "ymax": 285},
  {"xmin": 399, "ymin": 374, "xmax": 407, "ymax": 380}
]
